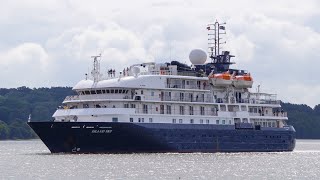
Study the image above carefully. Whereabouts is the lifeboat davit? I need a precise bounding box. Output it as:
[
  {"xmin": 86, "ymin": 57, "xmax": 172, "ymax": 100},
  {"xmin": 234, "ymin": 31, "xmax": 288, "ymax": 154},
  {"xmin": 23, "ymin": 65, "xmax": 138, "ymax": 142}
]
[
  {"xmin": 233, "ymin": 74, "xmax": 253, "ymax": 88},
  {"xmin": 209, "ymin": 72, "xmax": 232, "ymax": 87}
]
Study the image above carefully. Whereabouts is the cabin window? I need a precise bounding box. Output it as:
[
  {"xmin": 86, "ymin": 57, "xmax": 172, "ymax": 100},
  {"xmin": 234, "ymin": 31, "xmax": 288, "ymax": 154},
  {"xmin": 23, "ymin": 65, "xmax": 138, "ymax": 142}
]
[
  {"xmin": 111, "ymin": 89, "xmax": 114, "ymax": 93},
  {"xmin": 119, "ymin": 90, "xmax": 122, "ymax": 93},
  {"xmin": 106, "ymin": 90, "xmax": 110, "ymax": 93},
  {"xmin": 172, "ymin": 119, "xmax": 176, "ymax": 123},
  {"xmin": 149, "ymin": 118, "xmax": 153, "ymax": 123},
  {"xmin": 141, "ymin": 118, "xmax": 144, "ymax": 123},
  {"xmin": 222, "ymin": 120, "xmax": 226, "ymax": 124},
  {"xmin": 83, "ymin": 104, "xmax": 89, "ymax": 108},
  {"xmin": 102, "ymin": 90, "xmax": 106, "ymax": 94},
  {"xmin": 90, "ymin": 90, "xmax": 96, "ymax": 94},
  {"xmin": 200, "ymin": 106, "xmax": 205, "ymax": 115},
  {"xmin": 151, "ymin": 92, "xmax": 154, "ymax": 96},
  {"xmin": 189, "ymin": 106, "xmax": 194, "ymax": 115},
  {"xmin": 206, "ymin": 119, "xmax": 210, "ymax": 124},
  {"xmin": 124, "ymin": 104, "xmax": 129, "ymax": 108},
  {"xmin": 97, "ymin": 90, "xmax": 102, "ymax": 94},
  {"xmin": 216, "ymin": 120, "xmax": 220, "ymax": 124},
  {"xmin": 166, "ymin": 105, "xmax": 171, "ymax": 114},
  {"xmin": 180, "ymin": 93, "xmax": 184, "ymax": 101},
  {"xmin": 143, "ymin": 104, "xmax": 148, "ymax": 114},
  {"xmin": 160, "ymin": 105, "xmax": 164, "ymax": 114},
  {"xmin": 130, "ymin": 104, "xmax": 136, "ymax": 108},
  {"xmin": 200, "ymin": 119, "xmax": 203, "ymax": 124},
  {"xmin": 220, "ymin": 105, "xmax": 226, "ymax": 111},
  {"xmin": 112, "ymin": 117, "xmax": 118, "ymax": 122},
  {"xmin": 141, "ymin": 90, "xmax": 144, "ymax": 95},
  {"xmin": 130, "ymin": 118, "xmax": 133, "ymax": 122},
  {"xmin": 243, "ymin": 118, "xmax": 248, "ymax": 123},
  {"xmin": 190, "ymin": 119, "xmax": 194, "ymax": 124},
  {"xmin": 229, "ymin": 120, "xmax": 232, "ymax": 124},
  {"xmin": 138, "ymin": 118, "xmax": 141, "ymax": 123},
  {"xmin": 179, "ymin": 106, "xmax": 185, "ymax": 115},
  {"xmin": 241, "ymin": 105, "xmax": 247, "ymax": 111},
  {"xmin": 179, "ymin": 119, "xmax": 183, "ymax": 123},
  {"xmin": 115, "ymin": 89, "xmax": 119, "ymax": 94}
]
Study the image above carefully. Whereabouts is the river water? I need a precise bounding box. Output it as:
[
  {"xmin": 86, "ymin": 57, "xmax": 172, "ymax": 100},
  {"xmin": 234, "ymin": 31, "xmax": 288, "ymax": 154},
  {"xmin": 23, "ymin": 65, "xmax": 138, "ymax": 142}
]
[{"xmin": 0, "ymin": 139, "xmax": 319, "ymax": 180}]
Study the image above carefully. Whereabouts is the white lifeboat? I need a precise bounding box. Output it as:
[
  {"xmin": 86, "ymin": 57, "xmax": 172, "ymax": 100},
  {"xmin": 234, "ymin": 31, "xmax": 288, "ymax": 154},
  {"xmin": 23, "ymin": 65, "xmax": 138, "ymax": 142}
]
[
  {"xmin": 233, "ymin": 74, "xmax": 253, "ymax": 88},
  {"xmin": 209, "ymin": 72, "xmax": 232, "ymax": 87}
]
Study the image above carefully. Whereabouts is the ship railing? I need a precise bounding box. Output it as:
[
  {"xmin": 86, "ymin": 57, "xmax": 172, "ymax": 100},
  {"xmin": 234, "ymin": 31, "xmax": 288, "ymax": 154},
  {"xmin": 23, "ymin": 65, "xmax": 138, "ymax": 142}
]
[
  {"xmin": 134, "ymin": 108, "xmax": 218, "ymax": 116},
  {"xmin": 249, "ymin": 112, "xmax": 287, "ymax": 117},
  {"xmin": 64, "ymin": 95, "xmax": 80, "ymax": 101},
  {"xmin": 140, "ymin": 70, "xmax": 173, "ymax": 76},
  {"xmin": 166, "ymin": 84, "xmax": 210, "ymax": 90},
  {"xmin": 161, "ymin": 95, "xmax": 213, "ymax": 103}
]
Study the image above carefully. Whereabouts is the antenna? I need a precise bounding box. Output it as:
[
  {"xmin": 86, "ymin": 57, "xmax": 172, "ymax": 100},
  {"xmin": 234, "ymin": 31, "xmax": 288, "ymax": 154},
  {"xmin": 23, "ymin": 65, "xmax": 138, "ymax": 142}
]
[
  {"xmin": 91, "ymin": 54, "xmax": 101, "ymax": 82},
  {"xmin": 207, "ymin": 20, "xmax": 226, "ymax": 60},
  {"xmin": 206, "ymin": 20, "xmax": 234, "ymax": 72}
]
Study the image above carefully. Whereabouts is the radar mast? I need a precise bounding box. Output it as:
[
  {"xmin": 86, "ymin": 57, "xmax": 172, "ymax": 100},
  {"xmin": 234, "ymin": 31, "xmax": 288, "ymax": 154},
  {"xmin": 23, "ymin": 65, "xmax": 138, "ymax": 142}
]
[
  {"xmin": 207, "ymin": 20, "xmax": 234, "ymax": 72},
  {"xmin": 91, "ymin": 54, "xmax": 101, "ymax": 82}
]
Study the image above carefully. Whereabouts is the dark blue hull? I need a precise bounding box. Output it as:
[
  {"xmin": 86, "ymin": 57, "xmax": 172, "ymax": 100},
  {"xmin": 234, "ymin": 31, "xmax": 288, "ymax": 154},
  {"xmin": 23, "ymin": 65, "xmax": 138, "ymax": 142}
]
[{"xmin": 28, "ymin": 122, "xmax": 296, "ymax": 153}]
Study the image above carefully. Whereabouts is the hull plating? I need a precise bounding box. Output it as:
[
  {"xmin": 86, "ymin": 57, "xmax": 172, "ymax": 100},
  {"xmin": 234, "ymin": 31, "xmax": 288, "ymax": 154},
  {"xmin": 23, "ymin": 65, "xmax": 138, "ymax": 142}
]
[{"xmin": 28, "ymin": 121, "xmax": 296, "ymax": 153}]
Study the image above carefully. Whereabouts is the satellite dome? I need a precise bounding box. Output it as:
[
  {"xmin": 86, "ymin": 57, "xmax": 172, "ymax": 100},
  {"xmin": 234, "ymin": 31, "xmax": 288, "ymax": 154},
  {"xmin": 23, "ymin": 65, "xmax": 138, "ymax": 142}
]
[{"xmin": 189, "ymin": 49, "xmax": 207, "ymax": 65}]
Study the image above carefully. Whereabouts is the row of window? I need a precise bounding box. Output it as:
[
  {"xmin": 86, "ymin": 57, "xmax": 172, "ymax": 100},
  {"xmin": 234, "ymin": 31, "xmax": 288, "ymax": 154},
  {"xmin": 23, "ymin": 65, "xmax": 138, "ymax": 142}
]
[
  {"xmin": 128, "ymin": 117, "xmax": 231, "ymax": 125},
  {"xmin": 80, "ymin": 89, "xmax": 129, "ymax": 95}
]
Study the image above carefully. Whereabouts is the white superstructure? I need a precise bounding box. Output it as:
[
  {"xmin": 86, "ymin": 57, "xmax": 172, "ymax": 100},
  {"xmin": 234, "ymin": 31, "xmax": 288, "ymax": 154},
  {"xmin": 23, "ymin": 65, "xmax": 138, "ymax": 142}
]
[{"xmin": 53, "ymin": 59, "xmax": 288, "ymax": 129}]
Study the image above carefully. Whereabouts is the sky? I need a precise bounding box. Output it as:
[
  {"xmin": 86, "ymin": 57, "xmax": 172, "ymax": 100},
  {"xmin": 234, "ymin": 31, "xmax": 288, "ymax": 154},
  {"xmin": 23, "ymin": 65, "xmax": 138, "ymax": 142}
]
[{"xmin": 1, "ymin": 0, "xmax": 320, "ymax": 107}]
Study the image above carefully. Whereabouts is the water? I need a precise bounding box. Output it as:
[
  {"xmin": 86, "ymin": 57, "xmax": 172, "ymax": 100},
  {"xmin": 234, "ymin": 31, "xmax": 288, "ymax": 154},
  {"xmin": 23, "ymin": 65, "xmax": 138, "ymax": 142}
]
[{"xmin": 0, "ymin": 140, "xmax": 319, "ymax": 180}]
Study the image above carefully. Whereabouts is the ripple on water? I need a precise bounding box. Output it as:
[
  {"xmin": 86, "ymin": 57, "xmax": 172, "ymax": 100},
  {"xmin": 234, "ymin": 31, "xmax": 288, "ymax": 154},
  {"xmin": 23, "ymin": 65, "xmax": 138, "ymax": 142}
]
[{"xmin": 0, "ymin": 140, "xmax": 320, "ymax": 180}]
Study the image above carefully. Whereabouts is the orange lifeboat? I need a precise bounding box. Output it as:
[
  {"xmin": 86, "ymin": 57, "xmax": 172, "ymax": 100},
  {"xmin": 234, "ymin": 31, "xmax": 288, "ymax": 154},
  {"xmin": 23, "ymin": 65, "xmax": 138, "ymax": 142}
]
[
  {"xmin": 209, "ymin": 72, "xmax": 233, "ymax": 87},
  {"xmin": 233, "ymin": 73, "xmax": 253, "ymax": 88}
]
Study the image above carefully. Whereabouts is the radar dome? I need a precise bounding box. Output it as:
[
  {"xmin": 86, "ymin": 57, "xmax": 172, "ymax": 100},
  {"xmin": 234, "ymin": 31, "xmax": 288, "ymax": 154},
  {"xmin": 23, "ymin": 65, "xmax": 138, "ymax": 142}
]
[{"xmin": 189, "ymin": 49, "xmax": 207, "ymax": 65}]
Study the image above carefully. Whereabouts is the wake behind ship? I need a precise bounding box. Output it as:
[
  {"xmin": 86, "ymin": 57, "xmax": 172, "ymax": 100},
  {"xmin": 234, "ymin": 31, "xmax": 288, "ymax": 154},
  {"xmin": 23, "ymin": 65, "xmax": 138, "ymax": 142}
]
[{"xmin": 28, "ymin": 20, "xmax": 296, "ymax": 153}]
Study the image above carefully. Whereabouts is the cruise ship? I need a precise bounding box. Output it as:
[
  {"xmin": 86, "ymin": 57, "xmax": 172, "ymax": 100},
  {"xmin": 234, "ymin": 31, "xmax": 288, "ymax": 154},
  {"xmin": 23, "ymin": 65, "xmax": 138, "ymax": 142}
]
[{"xmin": 28, "ymin": 21, "xmax": 296, "ymax": 153}]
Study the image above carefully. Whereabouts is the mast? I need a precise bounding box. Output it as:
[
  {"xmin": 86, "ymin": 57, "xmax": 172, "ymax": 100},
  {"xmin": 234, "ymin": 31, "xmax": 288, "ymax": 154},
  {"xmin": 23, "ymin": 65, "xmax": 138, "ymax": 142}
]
[
  {"xmin": 207, "ymin": 20, "xmax": 234, "ymax": 72},
  {"xmin": 91, "ymin": 54, "xmax": 101, "ymax": 82}
]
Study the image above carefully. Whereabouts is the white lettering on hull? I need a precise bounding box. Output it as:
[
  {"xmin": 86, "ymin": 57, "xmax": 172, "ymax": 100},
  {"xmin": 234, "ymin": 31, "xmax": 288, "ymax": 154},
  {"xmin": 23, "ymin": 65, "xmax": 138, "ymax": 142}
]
[{"xmin": 91, "ymin": 129, "xmax": 112, "ymax": 134}]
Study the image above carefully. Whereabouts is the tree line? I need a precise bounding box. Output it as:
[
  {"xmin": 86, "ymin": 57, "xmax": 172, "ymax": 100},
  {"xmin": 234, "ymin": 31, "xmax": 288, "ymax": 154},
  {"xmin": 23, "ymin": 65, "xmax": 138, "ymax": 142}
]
[{"xmin": 0, "ymin": 87, "xmax": 319, "ymax": 139}]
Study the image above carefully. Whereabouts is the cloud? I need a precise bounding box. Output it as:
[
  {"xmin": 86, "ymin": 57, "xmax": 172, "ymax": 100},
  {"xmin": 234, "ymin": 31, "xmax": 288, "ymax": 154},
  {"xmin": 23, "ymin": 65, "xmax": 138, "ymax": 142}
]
[
  {"xmin": 1, "ymin": 0, "xmax": 320, "ymax": 107},
  {"xmin": 0, "ymin": 43, "xmax": 50, "ymax": 87}
]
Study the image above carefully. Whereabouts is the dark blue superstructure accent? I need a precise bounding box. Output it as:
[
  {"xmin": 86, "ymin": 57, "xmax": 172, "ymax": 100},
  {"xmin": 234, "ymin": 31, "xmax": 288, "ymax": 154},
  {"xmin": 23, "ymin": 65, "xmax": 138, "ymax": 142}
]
[{"xmin": 28, "ymin": 121, "xmax": 296, "ymax": 153}]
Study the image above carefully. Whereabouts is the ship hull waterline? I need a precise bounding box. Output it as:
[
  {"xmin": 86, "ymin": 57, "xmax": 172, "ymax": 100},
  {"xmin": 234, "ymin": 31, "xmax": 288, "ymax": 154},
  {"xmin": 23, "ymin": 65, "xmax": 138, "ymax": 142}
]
[{"xmin": 28, "ymin": 121, "xmax": 296, "ymax": 153}]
